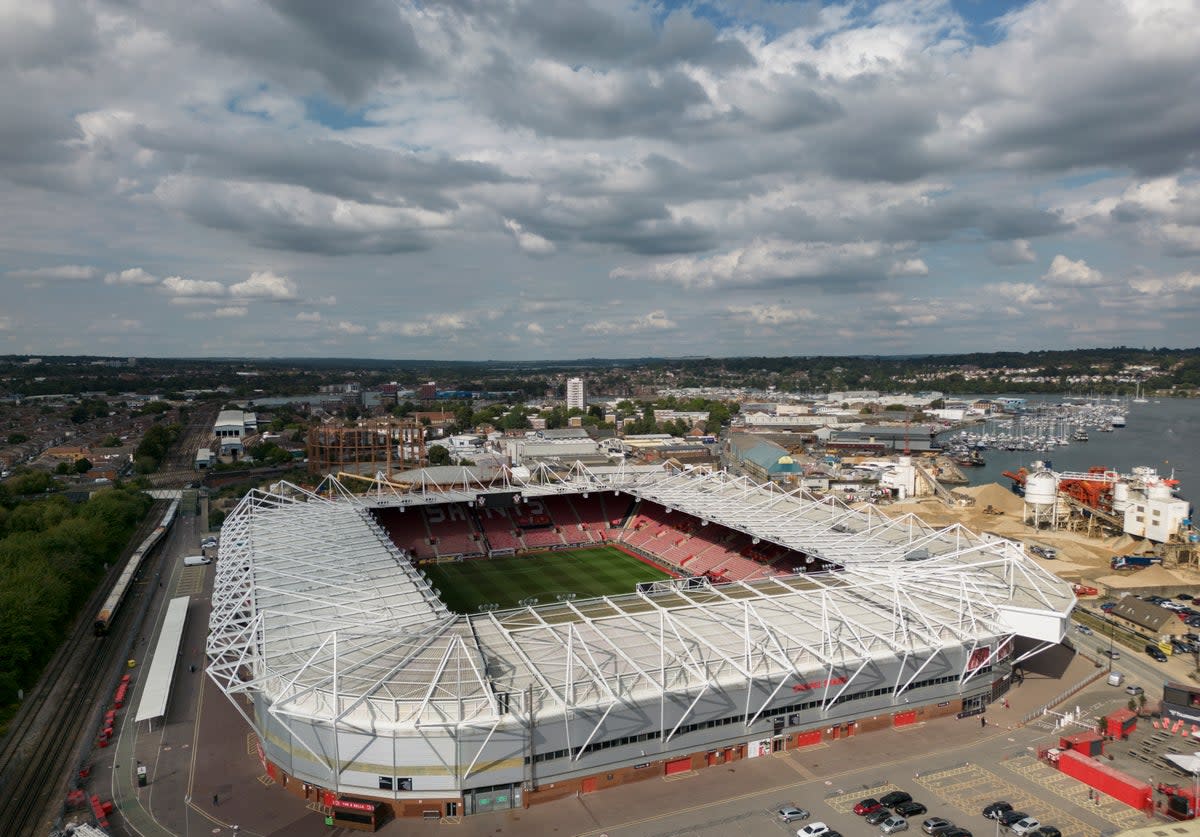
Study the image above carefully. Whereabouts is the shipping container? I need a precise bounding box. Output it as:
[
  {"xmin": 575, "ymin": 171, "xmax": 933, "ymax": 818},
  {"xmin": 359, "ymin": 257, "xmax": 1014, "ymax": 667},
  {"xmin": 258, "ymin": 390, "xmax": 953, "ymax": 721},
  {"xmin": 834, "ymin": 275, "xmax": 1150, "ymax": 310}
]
[{"xmin": 1054, "ymin": 749, "xmax": 1152, "ymax": 811}]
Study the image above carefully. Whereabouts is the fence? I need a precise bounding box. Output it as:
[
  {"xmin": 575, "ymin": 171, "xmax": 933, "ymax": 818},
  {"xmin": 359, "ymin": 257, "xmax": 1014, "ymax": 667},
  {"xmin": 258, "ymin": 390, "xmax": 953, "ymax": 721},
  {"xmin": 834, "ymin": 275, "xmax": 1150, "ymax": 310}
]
[{"xmin": 1020, "ymin": 652, "xmax": 1110, "ymax": 725}]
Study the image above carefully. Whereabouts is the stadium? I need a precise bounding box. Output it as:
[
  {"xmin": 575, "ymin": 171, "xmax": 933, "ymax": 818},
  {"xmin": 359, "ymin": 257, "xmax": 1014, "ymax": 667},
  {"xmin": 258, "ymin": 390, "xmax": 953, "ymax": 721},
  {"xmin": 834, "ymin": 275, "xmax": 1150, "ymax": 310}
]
[{"xmin": 205, "ymin": 465, "xmax": 1076, "ymax": 823}]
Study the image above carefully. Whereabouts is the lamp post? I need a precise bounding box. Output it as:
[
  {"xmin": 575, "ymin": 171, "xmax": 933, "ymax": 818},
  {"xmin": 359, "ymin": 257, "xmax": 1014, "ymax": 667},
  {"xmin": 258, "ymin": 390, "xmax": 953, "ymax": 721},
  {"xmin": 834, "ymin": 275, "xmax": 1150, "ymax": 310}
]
[{"xmin": 1108, "ymin": 623, "xmax": 1115, "ymax": 672}]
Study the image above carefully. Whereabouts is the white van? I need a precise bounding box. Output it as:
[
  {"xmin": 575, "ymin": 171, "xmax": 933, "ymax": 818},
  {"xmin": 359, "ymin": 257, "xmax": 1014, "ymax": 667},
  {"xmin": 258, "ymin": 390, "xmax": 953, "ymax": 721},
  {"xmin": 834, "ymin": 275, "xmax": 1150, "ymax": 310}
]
[
  {"xmin": 183, "ymin": 555, "xmax": 212, "ymax": 566},
  {"xmin": 1107, "ymin": 672, "xmax": 1125, "ymax": 687}
]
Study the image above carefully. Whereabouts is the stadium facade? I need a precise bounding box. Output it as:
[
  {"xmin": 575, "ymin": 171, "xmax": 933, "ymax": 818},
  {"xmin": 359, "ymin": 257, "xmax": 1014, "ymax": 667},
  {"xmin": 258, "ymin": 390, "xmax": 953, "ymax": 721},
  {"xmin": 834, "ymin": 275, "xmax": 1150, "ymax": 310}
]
[{"xmin": 206, "ymin": 466, "xmax": 1075, "ymax": 821}]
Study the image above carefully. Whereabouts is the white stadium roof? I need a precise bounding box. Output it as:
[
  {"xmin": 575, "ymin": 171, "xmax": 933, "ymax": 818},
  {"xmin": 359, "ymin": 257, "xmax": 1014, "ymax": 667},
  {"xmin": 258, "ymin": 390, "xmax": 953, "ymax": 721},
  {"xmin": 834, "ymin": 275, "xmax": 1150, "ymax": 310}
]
[{"xmin": 206, "ymin": 466, "xmax": 1074, "ymax": 738}]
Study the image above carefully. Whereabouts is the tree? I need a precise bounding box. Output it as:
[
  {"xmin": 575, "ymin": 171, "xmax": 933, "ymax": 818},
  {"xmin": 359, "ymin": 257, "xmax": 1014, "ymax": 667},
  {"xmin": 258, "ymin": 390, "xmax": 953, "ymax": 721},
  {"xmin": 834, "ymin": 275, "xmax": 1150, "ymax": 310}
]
[
  {"xmin": 74, "ymin": 458, "xmax": 92, "ymax": 474},
  {"xmin": 99, "ymin": 435, "xmax": 121, "ymax": 448},
  {"xmin": 6, "ymin": 433, "xmax": 27, "ymax": 445},
  {"xmin": 427, "ymin": 445, "xmax": 451, "ymax": 466}
]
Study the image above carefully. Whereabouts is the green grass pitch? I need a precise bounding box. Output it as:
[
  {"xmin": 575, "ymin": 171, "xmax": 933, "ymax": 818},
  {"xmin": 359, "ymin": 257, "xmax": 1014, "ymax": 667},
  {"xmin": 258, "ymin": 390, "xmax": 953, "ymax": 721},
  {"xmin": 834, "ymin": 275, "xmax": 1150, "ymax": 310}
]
[{"xmin": 421, "ymin": 545, "xmax": 672, "ymax": 613}]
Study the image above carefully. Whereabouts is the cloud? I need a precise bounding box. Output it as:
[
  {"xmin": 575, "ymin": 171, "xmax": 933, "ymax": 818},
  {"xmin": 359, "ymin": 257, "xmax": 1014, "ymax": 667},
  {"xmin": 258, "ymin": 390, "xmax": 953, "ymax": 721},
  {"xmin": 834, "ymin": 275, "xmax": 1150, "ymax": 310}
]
[
  {"xmin": 1042, "ymin": 254, "xmax": 1105, "ymax": 287},
  {"xmin": 726, "ymin": 305, "xmax": 816, "ymax": 326},
  {"xmin": 187, "ymin": 306, "xmax": 248, "ymax": 319},
  {"xmin": 611, "ymin": 239, "xmax": 907, "ymax": 289},
  {"xmin": 989, "ymin": 239, "xmax": 1037, "ymax": 265},
  {"xmin": 503, "ymin": 218, "xmax": 556, "ymax": 256},
  {"xmin": 888, "ymin": 258, "xmax": 929, "ymax": 278},
  {"xmin": 296, "ymin": 311, "xmax": 322, "ymax": 322},
  {"xmin": 7, "ymin": 265, "xmax": 98, "ymax": 281},
  {"xmin": 333, "ymin": 320, "xmax": 366, "ymax": 335},
  {"xmin": 161, "ymin": 275, "xmax": 227, "ymax": 298},
  {"xmin": 230, "ymin": 270, "xmax": 298, "ymax": 301},
  {"xmin": 526, "ymin": 322, "xmax": 545, "ymax": 334},
  {"xmin": 584, "ymin": 310, "xmax": 677, "ymax": 335},
  {"xmin": 378, "ymin": 312, "xmax": 473, "ymax": 338},
  {"xmin": 104, "ymin": 267, "xmax": 159, "ymax": 286}
]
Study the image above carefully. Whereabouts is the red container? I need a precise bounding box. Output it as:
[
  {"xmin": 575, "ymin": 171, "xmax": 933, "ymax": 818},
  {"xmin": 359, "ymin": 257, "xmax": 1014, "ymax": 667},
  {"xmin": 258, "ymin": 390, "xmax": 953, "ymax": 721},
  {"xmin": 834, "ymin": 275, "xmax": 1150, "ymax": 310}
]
[
  {"xmin": 1106, "ymin": 709, "xmax": 1137, "ymax": 739},
  {"xmin": 1059, "ymin": 731, "xmax": 1104, "ymax": 757},
  {"xmin": 1056, "ymin": 749, "xmax": 1152, "ymax": 810}
]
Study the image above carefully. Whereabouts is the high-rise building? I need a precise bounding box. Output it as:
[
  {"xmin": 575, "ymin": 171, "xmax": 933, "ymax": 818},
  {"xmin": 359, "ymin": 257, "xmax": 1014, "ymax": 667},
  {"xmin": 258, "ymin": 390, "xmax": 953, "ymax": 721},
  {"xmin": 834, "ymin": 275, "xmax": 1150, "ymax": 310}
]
[{"xmin": 566, "ymin": 377, "xmax": 586, "ymax": 411}]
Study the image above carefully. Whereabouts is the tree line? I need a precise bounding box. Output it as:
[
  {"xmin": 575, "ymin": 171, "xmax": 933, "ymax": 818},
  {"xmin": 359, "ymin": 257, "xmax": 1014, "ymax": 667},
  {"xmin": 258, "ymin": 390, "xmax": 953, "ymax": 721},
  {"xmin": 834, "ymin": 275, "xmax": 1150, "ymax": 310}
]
[{"xmin": 0, "ymin": 485, "xmax": 153, "ymax": 731}]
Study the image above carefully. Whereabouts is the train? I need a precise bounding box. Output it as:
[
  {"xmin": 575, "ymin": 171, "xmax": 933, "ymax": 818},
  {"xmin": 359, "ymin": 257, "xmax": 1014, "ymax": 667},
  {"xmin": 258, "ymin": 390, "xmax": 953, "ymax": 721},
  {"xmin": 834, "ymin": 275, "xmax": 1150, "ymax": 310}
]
[{"xmin": 93, "ymin": 499, "xmax": 179, "ymax": 636}]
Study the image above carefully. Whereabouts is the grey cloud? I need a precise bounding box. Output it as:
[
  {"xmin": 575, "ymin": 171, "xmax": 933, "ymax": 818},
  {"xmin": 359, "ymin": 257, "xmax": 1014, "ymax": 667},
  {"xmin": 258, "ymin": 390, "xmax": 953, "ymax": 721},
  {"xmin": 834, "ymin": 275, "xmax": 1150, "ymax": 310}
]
[
  {"xmin": 510, "ymin": 2, "xmax": 752, "ymax": 70},
  {"xmin": 476, "ymin": 52, "xmax": 713, "ymax": 141},
  {"xmin": 113, "ymin": 0, "xmax": 425, "ymax": 102},
  {"xmin": 156, "ymin": 179, "xmax": 432, "ymax": 256},
  {"xmin": 507, "ymin": 193, "xmax": 717, "ymax": 256},
  {"xmin": 132, "ymin": 124, "xmax": 511, "ymax": 211}
]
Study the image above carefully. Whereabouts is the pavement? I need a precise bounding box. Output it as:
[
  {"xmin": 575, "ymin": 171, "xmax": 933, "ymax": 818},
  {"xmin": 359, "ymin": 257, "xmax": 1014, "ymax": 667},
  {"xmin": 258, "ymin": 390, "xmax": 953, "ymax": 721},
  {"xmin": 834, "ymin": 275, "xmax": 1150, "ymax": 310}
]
[{"xmin": 79, "ymin": 519, "xmax": 1189, "ymax": 837}]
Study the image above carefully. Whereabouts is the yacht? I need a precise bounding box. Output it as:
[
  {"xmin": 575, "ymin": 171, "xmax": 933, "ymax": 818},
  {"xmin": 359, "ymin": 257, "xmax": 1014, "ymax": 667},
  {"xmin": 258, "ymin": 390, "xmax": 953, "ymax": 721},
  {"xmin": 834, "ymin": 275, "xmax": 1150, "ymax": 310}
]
[{"xmin": 1110, "ymin": 414, "xmax": 1126, "ymax": 428}]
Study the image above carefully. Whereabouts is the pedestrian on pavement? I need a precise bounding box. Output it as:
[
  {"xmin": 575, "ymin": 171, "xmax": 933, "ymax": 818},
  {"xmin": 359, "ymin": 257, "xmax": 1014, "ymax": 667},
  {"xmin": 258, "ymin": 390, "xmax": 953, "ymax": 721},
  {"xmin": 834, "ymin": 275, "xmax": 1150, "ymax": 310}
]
[
  {"xmin": 980, "ymin": 715, "xmax": 987, "ymax": 728},
  {"xmin": 213, "ymin": 793, "xmax": 219, "ymax": 806}
]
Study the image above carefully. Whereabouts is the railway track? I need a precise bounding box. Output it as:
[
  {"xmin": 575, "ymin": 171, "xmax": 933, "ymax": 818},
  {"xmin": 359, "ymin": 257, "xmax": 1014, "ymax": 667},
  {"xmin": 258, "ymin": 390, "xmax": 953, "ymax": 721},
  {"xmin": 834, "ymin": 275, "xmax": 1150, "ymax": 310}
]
[
  {"xmin": 0, "ymin": 502, "xmax": 170, "ymax": 836},
  {"xmin": 154, "ymin": 403, "xmax": 220, "ymax": 488}
]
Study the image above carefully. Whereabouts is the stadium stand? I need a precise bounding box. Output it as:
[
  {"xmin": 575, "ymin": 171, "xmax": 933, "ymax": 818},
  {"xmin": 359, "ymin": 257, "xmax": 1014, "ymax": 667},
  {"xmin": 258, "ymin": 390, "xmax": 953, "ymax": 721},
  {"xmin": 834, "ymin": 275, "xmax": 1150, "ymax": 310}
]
[
  {"xmin": 372, "ymin": 506, "xmax": 435, "ymax": 560},
  {"xmin": 372, "ymin": 495, "xmax": 818, "ymax": 582},
  {"xmin": 425, "ymin": 505, "xmax": 485, "ymax": 558},
  {"xmin": 477, "ymin": 507, "xmax": 522, "ymax": 552}
]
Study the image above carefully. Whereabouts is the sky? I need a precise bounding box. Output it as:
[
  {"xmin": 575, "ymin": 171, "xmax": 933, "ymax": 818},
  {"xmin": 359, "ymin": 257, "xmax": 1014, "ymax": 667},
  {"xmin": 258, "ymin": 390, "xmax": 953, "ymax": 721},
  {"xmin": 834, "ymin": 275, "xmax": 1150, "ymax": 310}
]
[{"xmin": 1, "ymin": 0, "xmax": 1198, "ymax": 360}]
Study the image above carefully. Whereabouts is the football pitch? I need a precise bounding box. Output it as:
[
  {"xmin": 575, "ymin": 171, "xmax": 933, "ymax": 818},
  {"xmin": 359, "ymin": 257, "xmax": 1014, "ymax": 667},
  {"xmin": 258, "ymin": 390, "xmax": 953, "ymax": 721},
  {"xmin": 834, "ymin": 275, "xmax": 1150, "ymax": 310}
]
[{"xmin": 422, "ymin": 546, "xmax": 672, "ymax": 613}]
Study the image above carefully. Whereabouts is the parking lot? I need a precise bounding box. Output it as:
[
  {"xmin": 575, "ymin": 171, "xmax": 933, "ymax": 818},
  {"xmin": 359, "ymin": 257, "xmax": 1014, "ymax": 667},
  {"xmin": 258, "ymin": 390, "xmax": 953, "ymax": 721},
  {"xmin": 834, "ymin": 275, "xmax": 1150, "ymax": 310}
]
[{"xmin": 565, "ymin": 665, "xmax": 1154, "ymax": 837}]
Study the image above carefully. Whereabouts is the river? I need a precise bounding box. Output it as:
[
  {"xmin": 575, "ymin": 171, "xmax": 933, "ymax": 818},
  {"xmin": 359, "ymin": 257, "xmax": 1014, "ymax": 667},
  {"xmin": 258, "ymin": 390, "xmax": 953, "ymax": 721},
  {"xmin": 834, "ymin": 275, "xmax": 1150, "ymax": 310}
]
[{"xmin": 956, "ymin": 396, "xmax": 1200, "ymax": 503}]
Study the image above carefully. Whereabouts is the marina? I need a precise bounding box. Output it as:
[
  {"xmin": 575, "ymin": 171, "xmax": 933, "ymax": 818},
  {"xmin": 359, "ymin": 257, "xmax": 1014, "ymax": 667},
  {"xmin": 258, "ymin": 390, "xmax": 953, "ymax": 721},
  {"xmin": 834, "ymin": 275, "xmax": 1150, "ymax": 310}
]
[{"xmin": 952, "ymin": 396, "xmax": 1199, "ymax": 502}]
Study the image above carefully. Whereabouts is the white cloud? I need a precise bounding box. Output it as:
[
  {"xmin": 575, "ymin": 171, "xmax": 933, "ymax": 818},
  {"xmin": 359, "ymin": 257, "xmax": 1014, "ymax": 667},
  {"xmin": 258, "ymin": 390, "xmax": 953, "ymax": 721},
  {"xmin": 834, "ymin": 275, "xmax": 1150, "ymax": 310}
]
[
  {"xmin": 726, "ymin": 305, "xmax": 816, "ymax": 325},
  {"xmin": 1042, "ymin": 254, "xmax": 1105, "ymax": 287},
  {"xmin": 888, "ymin": 258, "xmax": 929, "ymax": 278},
  {"xmin": 7, "ymin": 265, "xmax": 98, "ymax": 281},
  {"xmin": 334, "ymin": 320, "xmax": 366, "ymax": 335},
  {"xmin": 1129, "ymin": 271, "xmax": 1200, "ymax": 296},
  {"xmin": 988, "ymin": 239, "xmax": 1036, "ymax": 265},
  {"xmin": 161, "ymin": 275, "xmax": 227, "ymax": 298},
  {"xmin": 584, "ymin": 310, "xmax": 677, "ymax": 335},
  {"xmin": 378, "ymin": 313, "xmax": 473, "ymax": 338},
  {"xmin": 526, "ymin": 322, "xmax": 544, "ymax": 334},
  {"xmin": 985, "ymin": 281, "xmax": 1054, "ymax": 308},
  {"xmin": 229, "ymin": 270, "xmax": 298, "ymax": 301},
  {"xmin": 504, "ymin": 218, "xmax": 556, "ymax": 256},
  {"xmin": 611, "ymin": 239, "xmax": 898, "ymax": 288},
  {"xmin": 104, "ymin": 267, "xmax": 159, "ymax": 286},
  {"xmin": 296, "ymin": 311, "xmax": 322, "ymax": 323},
  {"xmin": 214, "ymin": 306, "xmax": 247, "ymax": 318}
]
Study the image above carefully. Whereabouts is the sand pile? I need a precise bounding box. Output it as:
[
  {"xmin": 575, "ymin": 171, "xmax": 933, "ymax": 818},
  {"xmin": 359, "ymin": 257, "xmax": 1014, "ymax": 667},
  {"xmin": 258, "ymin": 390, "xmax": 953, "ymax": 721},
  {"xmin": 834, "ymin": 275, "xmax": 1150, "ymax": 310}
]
[
  {"xmin": 958, "ymin": 483, "xmax": 1025, "ymax": 515},
  {"xmin": 1098, "ymin": 565, "xmax": 1184, "ymax": 589}
]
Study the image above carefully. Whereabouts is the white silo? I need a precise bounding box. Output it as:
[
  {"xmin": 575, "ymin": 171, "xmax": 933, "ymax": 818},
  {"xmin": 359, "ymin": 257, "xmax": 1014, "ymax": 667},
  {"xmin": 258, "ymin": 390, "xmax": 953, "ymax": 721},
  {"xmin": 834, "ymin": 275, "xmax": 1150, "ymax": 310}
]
[
  {"xmin": 1024, "ymin": 469, "xmax": 1059, "ymax": 529},
  {"xmin": 1112, "ymin": 482, "xmax": 1131, "ymax": 514},
  {"xmin": 1147, "ymin": 482, "xmax": 1174, "ymax": 501}
]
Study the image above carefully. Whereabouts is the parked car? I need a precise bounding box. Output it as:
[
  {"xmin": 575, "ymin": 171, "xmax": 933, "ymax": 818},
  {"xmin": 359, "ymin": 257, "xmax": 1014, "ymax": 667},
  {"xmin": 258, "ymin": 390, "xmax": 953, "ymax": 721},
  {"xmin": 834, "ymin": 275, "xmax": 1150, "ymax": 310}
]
[
  {"xmin": 1034, "ymin": 827, "xmax": 1061, "ymax": 837},
  {"xmin": 895, "ymin": 801, "xmax": 928, "ymax": 818},
  {"xmin": 778, "ymin": 806, "xmax": 811, "ymax": 823},
  {"xmin": 999, "ymin": 811, "xmax": 1030, "ymax": 827},
  {"xmin": 921, "ymin": 818, "xmax": 954, "ymax": 835},
  {"xmin": 881, "ymin": 816, "xmax": 910, "ymax": 834},
  {"xmin": 941, "ymin": 829, "xmax": 972, "ymax": 837},
  {"xmin": 1099, "ymin": 602, "xmax": 1117, "ymax": 611},
  {"xmin": 1126, "ymin": 684, "xmax": 1145, "ymax": 696},
  {"xmin": 1010, "ymin": 817, "xmax": 1041, "ymax": 836},
  {"xmin": 866, "ymin": 809, "xmax": 893, "ymax": 825},
  {"xmin": 1146, "ymin": 644, "xmax": 1169, "ymax": 662},
  {"xmin": 1179, "ymin": 594, "xmax": 1194, "ymax": 601},
  {"xmin": 855, "ymin": 799, "xmax": 884, "ymax": 816},
  {"xmin": 1100, "ymin": 647, "xmax": 1121, "ymax": 660},
  {"xmin": 982, "ymin": 801, "xmax": 1013, "ymax": 820},
  {"xmin": 798, "ymin": 823, "xmax": 831, "ymax": 837},
  {"xmin": 1075, "ymin": 624, "xmax": 1093, "ymax": 635},
  {"xmin": 881, "ymin": 790, "xmax": 913, "ymax": 808}
]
